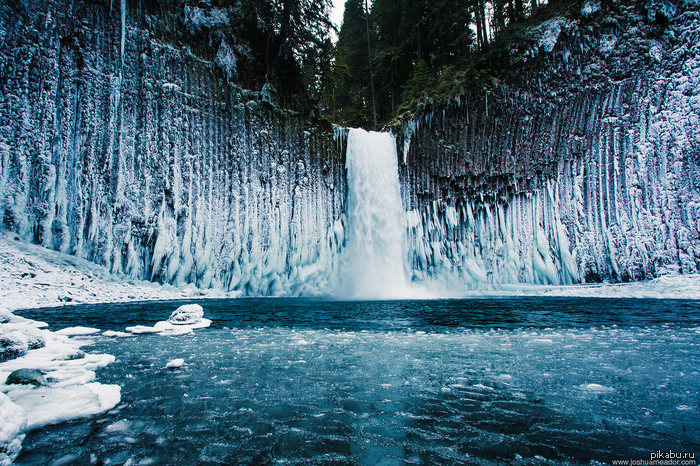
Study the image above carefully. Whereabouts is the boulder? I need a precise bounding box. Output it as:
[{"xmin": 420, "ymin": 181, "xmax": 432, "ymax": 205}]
[
  {"xmin": 5, "ymin": 369, "xmax": 47, "ymax": 386},
  {"xmin": 168, "ymin": 304, "xmax": 204, "ymax": 325}
]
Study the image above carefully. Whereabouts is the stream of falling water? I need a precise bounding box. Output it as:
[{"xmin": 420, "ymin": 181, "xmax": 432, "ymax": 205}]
[{"xmin": 342, "ymin": 128, "xmax": 410, "ymax": 298}]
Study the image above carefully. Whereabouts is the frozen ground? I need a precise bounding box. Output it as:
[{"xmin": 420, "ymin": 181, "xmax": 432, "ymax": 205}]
[{"xmin": 0, "ymin": 232, "xmax": 237, "ymax": 312}]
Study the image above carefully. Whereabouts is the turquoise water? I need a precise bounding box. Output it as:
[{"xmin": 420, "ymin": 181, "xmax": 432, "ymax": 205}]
[{"xmin": 16, "ymin": 298, "xmax": 700, "ymax": 464}]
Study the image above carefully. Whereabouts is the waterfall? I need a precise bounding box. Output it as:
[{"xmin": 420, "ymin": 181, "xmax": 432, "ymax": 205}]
[{"xmin": 342, "ymin": 128, "xmax": 410, "ymax": 298}]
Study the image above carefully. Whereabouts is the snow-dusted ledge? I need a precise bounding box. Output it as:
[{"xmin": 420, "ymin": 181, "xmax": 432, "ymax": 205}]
[
  {"xmin": 454, "ymin": 275, "xmax": 700, "ymax": 300},
  {"xmin": 0, "ymin": 232, "xmax": 239, "ymax": 313}
]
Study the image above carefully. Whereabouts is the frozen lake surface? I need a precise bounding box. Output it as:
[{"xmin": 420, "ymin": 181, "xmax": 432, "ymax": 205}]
[{"xmin": 15, "ymin": 298, "xmax": 700, "ymax": 464}]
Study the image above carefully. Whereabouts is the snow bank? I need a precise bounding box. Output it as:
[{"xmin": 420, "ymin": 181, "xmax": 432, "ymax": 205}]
[
  {"xmin": 0, "ymin": 307, "xmax": 120, "ymax": 461},
  {"xmin": 0, "ymin": 232, "xmax": 235, "ymax": 313},
  {"xmin": 0, "ymin": 392, "xmax": 25, "ymax": 465}
]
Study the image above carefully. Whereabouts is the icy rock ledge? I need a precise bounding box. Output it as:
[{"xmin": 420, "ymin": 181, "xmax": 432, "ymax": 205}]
[
  {"xmin": 0, "ymin": 308, "xmax": 120, "ymax": 463},
  {"xmin": 120, "ymin": 303, "xmax": 211, "ymax": 337}
]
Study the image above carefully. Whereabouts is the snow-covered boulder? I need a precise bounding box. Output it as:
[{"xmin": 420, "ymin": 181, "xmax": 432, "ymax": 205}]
[
  {"xmin": 123, "ymin": 304, "xmax": 210, "ymax": 336},
  {"xmin": 0, "ymin": 326, "xmax": 46, "ymax": 362},
  {"xmin": 168, "ymin": 304, "xmax": 204, "ymax": 325}
]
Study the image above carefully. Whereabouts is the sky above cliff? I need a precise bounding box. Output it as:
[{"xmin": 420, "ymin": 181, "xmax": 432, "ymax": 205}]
[{"xmin": 331, "ymin": 0, "xmax": 345, "ymax": 40}]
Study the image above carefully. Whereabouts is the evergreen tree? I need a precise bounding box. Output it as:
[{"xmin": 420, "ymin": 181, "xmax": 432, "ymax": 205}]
[{"xmin": 333, "ymin": 0, "xmax": 376, "ymax": 127}]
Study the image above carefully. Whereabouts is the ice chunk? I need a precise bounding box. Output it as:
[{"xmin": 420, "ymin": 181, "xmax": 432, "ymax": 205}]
[
  {"xmin": 7, "ymin": 383, "xmax": 120, "ymax": 429},
  {"xmin": 124, "ymin": 325, "xmax": 162, "ymax": 335},
  {"xmin": 125, "ymin": 317, "xmax": 209, "ymax": 336},
  {"xmin": 166, "ymin": 358, "xmax": 184, "ymax": 369},
  {"xmin": 102, "ymin": 330, "xmax": 132, "ymax": 338},
  {"xmin": 55, "ymin": 326, "xmax": 101, "ymax": 336},
  {"xmin": 579, "ymin": 383, "xmax": 614, "ymax": 393}
]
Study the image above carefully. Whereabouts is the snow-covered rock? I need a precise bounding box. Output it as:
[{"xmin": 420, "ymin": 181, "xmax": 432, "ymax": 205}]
[
  {"xmin": 5, "ymin": 369, "xmax": 47, "ymax": 387},
  {"xmin": 168, "ymin": 304, "xmax": 204, "ymax": 325},
  {"xmin": 124, "ymin": 304, "xmax": 210, "ymax": 336},
  {"xmin": 0, "ymin": 308, "xmax": 120, "ymax": 462}
]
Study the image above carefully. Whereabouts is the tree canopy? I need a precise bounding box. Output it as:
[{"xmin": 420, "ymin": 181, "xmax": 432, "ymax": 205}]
[{"xmin": 322, "ymin": 0, "xmax": 583, "ymax": 127}]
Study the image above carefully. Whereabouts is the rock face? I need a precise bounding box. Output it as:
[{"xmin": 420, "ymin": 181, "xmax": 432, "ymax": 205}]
[
  {"xmin": 1, "ymin": 0, "xmax": 698, "ymax": 294},
  {"xmin": 395, "ymin": 0, "xmax": 700, "ymax": 286},
  {"xmin": 0, "ymin": 0, "xmax": 346, "ymax": 295}
]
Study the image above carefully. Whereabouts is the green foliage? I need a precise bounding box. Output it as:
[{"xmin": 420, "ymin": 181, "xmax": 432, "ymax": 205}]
[
  {"xmin": 182, "ymin": 0, "xmax": 335, "ymax": 111},
  {"xmin": 322, "ymin": 0, "xmax": 586, "ymax": 127},
  {"xmin": 327, "ymin": 0, "xmax": 376, "ymax": 127}
]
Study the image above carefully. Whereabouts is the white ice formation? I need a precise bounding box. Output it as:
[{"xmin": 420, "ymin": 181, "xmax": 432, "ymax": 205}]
[
  {"xmin": 0, "ymin": 308, "xmax": 120, "ymax": 462},
  {"xmin": 122, "ymin": 303, "xmax": 211, "ymax": 336},
  {"xmin": 0, "ymin": 0, "xmax": 699, "ymax": 298},
  {"xmin": 166, "ymin": 358, "xmax": 184, "ymax": 369}
]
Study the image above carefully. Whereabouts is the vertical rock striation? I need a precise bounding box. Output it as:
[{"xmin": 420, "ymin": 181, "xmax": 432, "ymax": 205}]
[
  {"xmin": 0, "ymin": 0, "xmax": 346, "ymax": 295},
  {"xmin": 396, "ymin": 1, "xmax": 700, "ymax": 287}
]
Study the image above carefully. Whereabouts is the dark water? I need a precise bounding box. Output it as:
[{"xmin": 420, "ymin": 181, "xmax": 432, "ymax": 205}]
[{"xmin": 15, "ymin": 298, "xmax": 700, "ymax": 465}]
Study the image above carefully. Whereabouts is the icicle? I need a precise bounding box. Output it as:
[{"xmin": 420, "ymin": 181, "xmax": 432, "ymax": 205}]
[{"xmin": 120, "ymin": 0, "xmax": 126, "ymax": 63}]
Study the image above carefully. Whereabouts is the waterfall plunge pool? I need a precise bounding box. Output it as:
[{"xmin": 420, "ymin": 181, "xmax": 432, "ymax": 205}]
[{"xmin": 15, "ymin": 298, "xmax": 700, "ymax": 464}]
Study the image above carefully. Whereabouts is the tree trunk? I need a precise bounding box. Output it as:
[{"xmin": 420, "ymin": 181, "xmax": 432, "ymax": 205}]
[
  {"xmin": 479, "ymin": 0, "xmax": 489, "ymax": 44},
  {"xmin": 473, "ymin": 0, "xmax": 483, "ymax": 49},
  {"xmin": 494, "ymin": 0, "xmax": 506, "ymax": 33},
  {"xmin": 364, "ymin": 0, "xmax": 378, "ymax": 127}
]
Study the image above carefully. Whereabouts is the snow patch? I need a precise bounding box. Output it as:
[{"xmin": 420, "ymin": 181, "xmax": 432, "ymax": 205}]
[
  {"xmin": 184, "ymin": 6, "xmax": 228, "ymax": 31},
  {"xmin": 530, "ymin": 17, "xmax": 571, "ymax": 54},
  {"xmin": 216, "ymin": 41, "xmax": 237, "ymax": 79},
  {"xmin": 580, "ymin": 0, "xmax": 601, "ymax": 18},
  {"xmin": 0, "ymin": 308, "xmax": 119, "ymax": 459}
]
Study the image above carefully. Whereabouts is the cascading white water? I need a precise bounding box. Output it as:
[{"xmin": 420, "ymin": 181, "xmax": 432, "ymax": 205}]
[{"xmin": 342, "ymin": 128, "xmax": 410, "ymax": 298}]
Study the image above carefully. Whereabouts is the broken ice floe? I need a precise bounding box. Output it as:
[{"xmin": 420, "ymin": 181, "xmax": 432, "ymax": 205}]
[
  {"xmin": 166, "ymin": 358, "xmax": 184, "ymax": 369},
  {"xmin": 0, "ymin": 307, "xmax": 120, "ymax": 462},
  {"xmin": 119, "ymin": 303, "xmax": 211, "ymax": 337}
]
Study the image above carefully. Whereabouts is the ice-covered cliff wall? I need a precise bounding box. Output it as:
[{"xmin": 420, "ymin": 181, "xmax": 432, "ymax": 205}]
[
  {"xmin": 0, "ymin": 0, "xmax": 346, "ymax": 295},
  {"xmin": 396, "ymin": 0, "xmax": 700, "ymax": 287}
]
